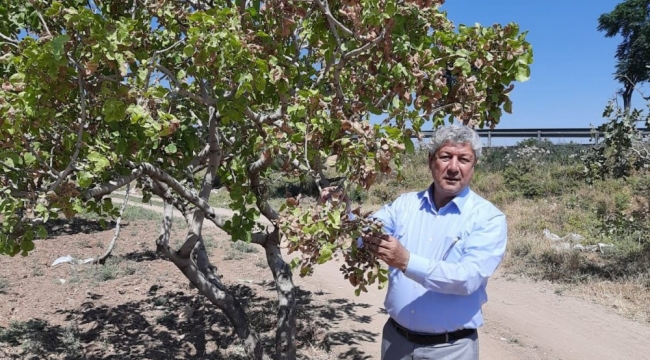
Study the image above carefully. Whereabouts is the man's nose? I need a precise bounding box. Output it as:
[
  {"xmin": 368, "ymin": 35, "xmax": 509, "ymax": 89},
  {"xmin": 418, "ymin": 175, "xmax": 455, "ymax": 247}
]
[{"xmin": 448, "ymin": 157, "xmax": 460, "ymax": 172}]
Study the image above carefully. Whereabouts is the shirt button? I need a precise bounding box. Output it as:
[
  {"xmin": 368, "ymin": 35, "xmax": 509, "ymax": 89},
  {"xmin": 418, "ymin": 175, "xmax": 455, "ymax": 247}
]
[{"xmin": 411, "ymin": 310, "xmax": 415, "ymax": 314}]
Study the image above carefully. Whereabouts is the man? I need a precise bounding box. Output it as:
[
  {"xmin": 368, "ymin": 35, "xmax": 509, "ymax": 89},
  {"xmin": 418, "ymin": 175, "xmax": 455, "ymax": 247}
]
[{"xmin": 326, "ymin": 125, "xmax": 507, "ymax": 359}]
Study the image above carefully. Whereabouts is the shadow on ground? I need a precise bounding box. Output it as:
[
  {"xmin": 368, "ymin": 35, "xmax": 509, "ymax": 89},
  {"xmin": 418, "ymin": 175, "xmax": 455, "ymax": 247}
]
[
  {"xmin": 45, "ymin": 218, "xmax": 126, "ymax": 238},
  {"xmin": 0, "ymin": 280, "xmax": 378, "ymax": 359}
]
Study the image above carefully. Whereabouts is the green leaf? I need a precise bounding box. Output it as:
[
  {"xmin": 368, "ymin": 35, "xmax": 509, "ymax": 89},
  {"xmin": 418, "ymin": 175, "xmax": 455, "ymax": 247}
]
[
  {"xmin": 403, "ymin": 135, "xmax": 414, "ymax": 153},
  {"xmin": 289, "ymin": 257, "xmax": 300, "ymax": 270},
  {"xmin": 78, "ymin": 171, "xmax": 93, "ymax": 188},
  {"xmin": 87, "ymin": 151, "xmax": 110, "ymax": 171},
  {"xmin": 21, "ymin": 238, "xmax": 35, "ymax": 256},
  {"xmin": 515, "ymin": 65, "xmax": 530, "ymax": 82},
  {"xmin": 36, "ymin": 225, "xmax": 48, "ymax": 239},
  {"xmin": 317, "ymin": 243, "xmax": 333, "ymax": 264},
  {"xmin": 165, "ymin": 143, "xmax": 177, "ymax": 154},
  {"xmin": 51, "ymin": 35, "xmax": 70, "ymax": 61},
  {"xmin": 503, "ymin": 96, "xmax": 513, "ymax": 114},
  {"xmin": 23, "ymin": 152, "xmax": 36, "ymax": 166}
]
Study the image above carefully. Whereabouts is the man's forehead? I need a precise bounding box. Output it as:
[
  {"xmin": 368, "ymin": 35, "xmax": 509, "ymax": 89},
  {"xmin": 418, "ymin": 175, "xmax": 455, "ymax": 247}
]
[{"xmin": 436, "ymin": 141, "xmax": 474, "ymax": 154}]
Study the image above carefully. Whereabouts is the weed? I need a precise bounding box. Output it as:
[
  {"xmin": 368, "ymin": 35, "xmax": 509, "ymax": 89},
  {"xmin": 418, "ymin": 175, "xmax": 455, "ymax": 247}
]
[
  {"xmin": 155, "ymin": 312, "xmax": 176, "ymax": 327},
  {"xmin": 30, "ymin": 263, "xmax": 44, "ymax": 277},
  {"xmin": 231, "ymin": 240, "xmax": 258, "ymax": 254},
  {"xmin": 123, "ymin": 261, "xmax": 138, "ymax": 276},
  {"xmin": 255, "ymin": 258, "xmax": 267, "ymax": 268},
  {"xmin": 223, "ymin": 241, "xmax": 259, "ymax": 261},
  {"xmin": 0, "ymin": 319, "xmax": 62, "ymax": 357},
  {"xmin": 153, "ymin": 296, "xmax": 169, "ymax": 307},
  {"xmin": 203, "ymin": 236, "xmax": 217, "ymax": 249},
  {"xmin": 60, "ymin": 323, "xmax": 82, "ymax": 358},
  {"xmin": 0, "ymin": 277, "xmax": 9, "ymax": 294},
  {"xmin": 91, "ymin": 257, "xmax": 123, "ymax": 282},
  {"xmin": 223, "ymin": 251, "xmax": 245, "ymax": 261}
]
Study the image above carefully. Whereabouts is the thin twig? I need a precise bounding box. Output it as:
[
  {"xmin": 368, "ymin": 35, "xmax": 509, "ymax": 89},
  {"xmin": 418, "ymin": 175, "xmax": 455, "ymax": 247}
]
[
  {"xmin": 0, "ymin": 160, "xmax": 22, "ymax": 173},
  {"xmin": 34, "ymin": 9, "xmax": 52, "ymax": 37},
  {"xmin": 97, "ymin": 183, "xmax": 131, "ymax": 264},
  {"xmin": 0, "ymin": 32, "xmax": 18, "ymax": 47},
  {"xmin": 156, "ymin": 64, "xmax": 218, "ymax": 105},
  {"xmin": 22, "ymin": 137, "xmax": 60, "ymax": 177}
]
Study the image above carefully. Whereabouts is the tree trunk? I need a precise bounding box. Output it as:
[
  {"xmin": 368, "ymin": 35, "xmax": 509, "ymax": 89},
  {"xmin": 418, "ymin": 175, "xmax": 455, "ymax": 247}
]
[
  {"xmin": 623, "ymin": 83, "xmax": 634, "ymax": 112},
  {"xmin": 264, "ymin": 230, "xmax": 297, "ymax": 360},
  {"xmin": 157, "ymin": 240, "xmax": 265, "ymax": 359}
]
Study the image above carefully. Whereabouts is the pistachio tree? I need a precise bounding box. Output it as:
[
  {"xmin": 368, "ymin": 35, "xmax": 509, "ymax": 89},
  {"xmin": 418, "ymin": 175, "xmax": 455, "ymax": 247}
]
[{"xmin": 0, "ymin": 0, "xmax": 532, "ymax": 358}]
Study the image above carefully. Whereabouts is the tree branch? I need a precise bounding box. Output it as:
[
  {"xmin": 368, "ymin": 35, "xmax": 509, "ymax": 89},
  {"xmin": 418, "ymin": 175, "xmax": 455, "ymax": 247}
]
[
  {"xmin": 85, "ymin": 162, "xmax": 229, "ymax": 229},
  {"xmin": 48, "ymin": 62, "xmax": 86, "ymax": 193},
  {"xmin": 178, "ymin": 106, "xmax": 223, "ymax": 258},
  {"xmin": 244, "ymin": 107, "xmax": 284, "ymax": 127},
  {"xmin": 342, "ymin": 28, "xmax": 386, "ymax": 60},
  {"xmin": 332, "ymin": 29, "xmax": 386, "ymax": 105},
  {"xmin": 97, "ymin": 183, "xmax": 130, "ymax": 263},
  {"xmin": 0, "ymin": 160, "xmax": 22, "ymax": 173},
  {"xmin": 34, "ymin": 8, "xmax": 52, "ymax": 37},
  {"xmin": 248, "ymin": 150, "xmax": 279, "ymax": 221},
  {"xmin": 185, "ymin": 144, "xmax": 211, "ymax": 181},
  {"xmin": 0, "ymin": 32, "xmax": 18, "ymax": 47},
  {"xmin": 264, "ymin": 229, "xmax": 296, "ymax": 359},
  {"xmin": 156, "ymin": 64, "xmax": 218, "ymax": 105},
  {"xmin": 313, "ymin": 0, "xmax": 353, "ymax": 44}
]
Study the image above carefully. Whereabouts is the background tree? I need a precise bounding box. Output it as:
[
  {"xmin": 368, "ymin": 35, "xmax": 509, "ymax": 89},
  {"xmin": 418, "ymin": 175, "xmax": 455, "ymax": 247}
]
[
  {"xmin": 598, "ymin": 0, "xmax": 650, "ymax": 111},
  {"xmin": 0, "ymin": 0, "xmax": 532, "ymax": 358}
]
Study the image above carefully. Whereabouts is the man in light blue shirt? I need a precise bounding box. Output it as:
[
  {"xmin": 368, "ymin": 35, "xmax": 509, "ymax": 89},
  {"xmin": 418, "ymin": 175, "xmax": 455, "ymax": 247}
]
[{"xmin": 361, "ymin": 125, "xmax": 508, "ymax": 359}]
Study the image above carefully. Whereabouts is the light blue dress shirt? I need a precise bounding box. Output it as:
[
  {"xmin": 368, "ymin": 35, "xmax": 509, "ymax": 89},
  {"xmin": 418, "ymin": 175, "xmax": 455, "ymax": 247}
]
[{"xmin": 371, "ymin": 184, "xmax": 507, "ymax": 334}]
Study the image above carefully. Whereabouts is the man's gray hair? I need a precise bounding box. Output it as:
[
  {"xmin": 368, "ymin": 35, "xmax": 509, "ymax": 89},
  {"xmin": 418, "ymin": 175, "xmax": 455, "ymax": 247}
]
[{"xmin": 428, "ymin": 125, "xmax": 482, "ymax": 159}]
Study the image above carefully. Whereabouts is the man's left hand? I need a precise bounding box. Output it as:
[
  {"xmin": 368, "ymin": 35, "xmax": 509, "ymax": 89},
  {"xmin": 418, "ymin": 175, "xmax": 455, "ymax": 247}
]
[{"xmin": 362, "ymin": 234, "xmax": 410, "ymax": 272}]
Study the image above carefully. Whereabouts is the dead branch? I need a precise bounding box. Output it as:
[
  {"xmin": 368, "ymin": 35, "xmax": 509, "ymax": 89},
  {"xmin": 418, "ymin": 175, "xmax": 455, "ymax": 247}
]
[{"xmin": 96, "ymin": 183, "xmax": 131, "ymax": 264}]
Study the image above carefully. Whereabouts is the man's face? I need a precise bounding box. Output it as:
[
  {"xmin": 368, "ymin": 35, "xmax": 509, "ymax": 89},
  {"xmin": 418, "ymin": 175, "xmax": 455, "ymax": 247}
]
[{"xmin": 429, "ymin": 141, "xmax": 476, "ymax": 201}]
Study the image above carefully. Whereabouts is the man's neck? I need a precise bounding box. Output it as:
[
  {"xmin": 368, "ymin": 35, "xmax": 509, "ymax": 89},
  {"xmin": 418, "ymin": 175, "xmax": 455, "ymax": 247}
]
[{"xmin": 430, "ymin": 184, "xmax": 466, "ymax": 210}]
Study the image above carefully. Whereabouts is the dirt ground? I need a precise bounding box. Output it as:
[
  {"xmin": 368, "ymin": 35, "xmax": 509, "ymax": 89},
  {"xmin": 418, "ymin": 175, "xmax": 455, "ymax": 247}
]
[{"xmin": 1, "ymin": 201, "xmax": 650, "ymax": 359}]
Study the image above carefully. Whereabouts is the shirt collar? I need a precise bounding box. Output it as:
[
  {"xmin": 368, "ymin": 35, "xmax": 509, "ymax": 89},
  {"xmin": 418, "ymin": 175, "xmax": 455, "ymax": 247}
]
[{"xmin": 424, "ymin": 183, "xmax": 471, "ymax": 213}]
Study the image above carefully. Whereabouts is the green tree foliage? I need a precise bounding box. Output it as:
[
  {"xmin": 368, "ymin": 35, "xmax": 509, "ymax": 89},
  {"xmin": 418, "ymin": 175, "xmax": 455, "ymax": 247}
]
[
  {"xmin": 598, "ymin": 0, "xmax": 650, "ymax": 110},
  {"xmin": 0, "ymin": 0, "xmax": 532, "ymax": 357},
  {"xmin": 582, "ymin": 101, "xmax": 650, "ymax": 183}
]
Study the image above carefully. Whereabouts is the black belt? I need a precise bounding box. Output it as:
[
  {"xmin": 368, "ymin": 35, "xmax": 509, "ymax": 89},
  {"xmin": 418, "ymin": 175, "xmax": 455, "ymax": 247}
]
[{"xmin": 390, "ymin": 318, "xmax": 476, "ymax": 345}]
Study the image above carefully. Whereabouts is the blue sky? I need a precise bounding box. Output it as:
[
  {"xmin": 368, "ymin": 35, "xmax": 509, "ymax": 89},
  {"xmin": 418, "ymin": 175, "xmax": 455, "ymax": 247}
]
[{"xmin": 440, "ymin": 0, "xmax": 645, "ymax": 131}]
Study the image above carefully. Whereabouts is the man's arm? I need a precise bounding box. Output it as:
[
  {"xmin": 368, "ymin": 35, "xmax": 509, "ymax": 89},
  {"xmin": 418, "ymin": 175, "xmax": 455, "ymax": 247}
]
[{"xmin": 403, "ymin": 213, "xmax": 507, "ymax": 295}]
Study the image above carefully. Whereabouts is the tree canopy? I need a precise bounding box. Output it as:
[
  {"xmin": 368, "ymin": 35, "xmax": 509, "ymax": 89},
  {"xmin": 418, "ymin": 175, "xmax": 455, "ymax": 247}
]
[
  {"xmin": 598, "ymin": 0, "xmax": 650, "ymax": 110},
  {"xmin": 0, "ymin": 0, "xmax": 532, "ymax": 358}
]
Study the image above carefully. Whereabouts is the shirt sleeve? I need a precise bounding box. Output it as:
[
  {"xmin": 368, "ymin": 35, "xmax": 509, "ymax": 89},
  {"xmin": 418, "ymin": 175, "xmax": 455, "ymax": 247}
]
[
  {"xmin": 403, "ymin": 212, "xmax": 508, "ymax": 296},
  {"xmin": 369, "ymin": 198, "xmax": 399, "ymax": 236}
]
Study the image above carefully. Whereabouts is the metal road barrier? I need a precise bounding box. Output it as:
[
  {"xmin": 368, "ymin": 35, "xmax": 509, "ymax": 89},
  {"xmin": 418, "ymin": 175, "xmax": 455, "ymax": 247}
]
[{"xmin": 418, "ymin": 128, "xmax": 650, "ymax": 147}]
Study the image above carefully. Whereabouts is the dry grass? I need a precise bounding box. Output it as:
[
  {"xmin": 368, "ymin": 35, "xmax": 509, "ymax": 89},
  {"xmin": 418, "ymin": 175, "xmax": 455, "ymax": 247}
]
[{"xmin": 571, "ymin": 279, "xmax": 650, "ymax": 323}]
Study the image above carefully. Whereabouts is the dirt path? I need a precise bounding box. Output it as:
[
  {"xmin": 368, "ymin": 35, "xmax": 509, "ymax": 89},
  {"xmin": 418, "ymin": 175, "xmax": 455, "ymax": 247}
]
[{"xmin": 113, "ymin": 197, "xmax": 650, "ymax": 360}]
